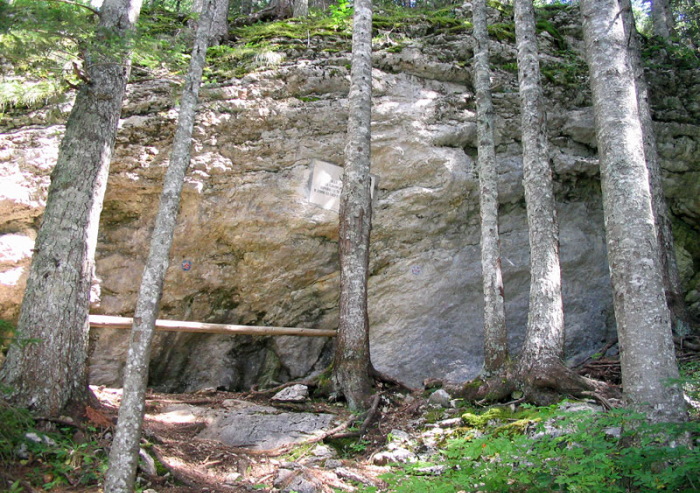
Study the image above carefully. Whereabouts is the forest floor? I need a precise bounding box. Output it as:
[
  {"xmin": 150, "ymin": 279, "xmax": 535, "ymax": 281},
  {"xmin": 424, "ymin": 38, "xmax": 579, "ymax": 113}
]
[
  {"xmin": 2, "ymin": 346, "xmax": 699, "ymax": 493},
  {"xmin": 89, "ymin": 384, "xmax": 421, "ymax": 493}
]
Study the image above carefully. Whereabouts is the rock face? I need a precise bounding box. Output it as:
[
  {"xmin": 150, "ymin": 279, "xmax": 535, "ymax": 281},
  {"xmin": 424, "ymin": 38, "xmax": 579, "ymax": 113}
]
[{"xmin": 1, "ymin": 7, "xmax": 699, "ymax": 390}]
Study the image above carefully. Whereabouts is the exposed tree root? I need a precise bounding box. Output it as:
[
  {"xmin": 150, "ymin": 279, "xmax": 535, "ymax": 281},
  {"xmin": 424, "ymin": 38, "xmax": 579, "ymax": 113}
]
[
  {"xmin": 370, "ymin": 367, "xmax": 418, "ymax": 393},
  {"xmin": 444, "ymin": 362, "xmax": 620, "ymax": 407}
]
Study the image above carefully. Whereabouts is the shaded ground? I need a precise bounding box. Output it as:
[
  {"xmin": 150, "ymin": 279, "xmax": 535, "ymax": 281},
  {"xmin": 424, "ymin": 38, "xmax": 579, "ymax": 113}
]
[
  {"xmin": 98, "ymin": 385, "xmax": 425, "ymax": 493},
  {"xmin": 2, "ymin": 342, "xmax": 699, "ymax": 492}
]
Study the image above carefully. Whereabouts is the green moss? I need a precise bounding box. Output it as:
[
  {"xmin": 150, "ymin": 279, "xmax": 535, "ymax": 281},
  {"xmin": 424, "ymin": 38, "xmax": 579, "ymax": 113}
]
[
  {"xmin": 462, "ymin": 407, "xmax": 508, "ymax": 428},
  {"xmin": 540, "ymin": 57, "xmax": 588, "ymax": 88},
  {"xmin": 493, "ymin": 417, "xmax": 540, "ymax": 437},
  {"xmin": 536, "ymin": 19, "xmax": 567, "ymax": 50},
  {"xmin": 488, "ymin": 22, "xmax": 516, "ymax": 42}
]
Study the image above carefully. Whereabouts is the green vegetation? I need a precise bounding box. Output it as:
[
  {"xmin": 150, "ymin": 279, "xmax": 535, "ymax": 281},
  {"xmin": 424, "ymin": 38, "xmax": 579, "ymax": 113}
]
[
  {"xmin": 680, "ymin": 358, "xmax": 700, "ymax": 419},
  {"xmin": 0, "ymin": 405, "xmax": 110, "ymax": 490},
  {"xmin": 641, "ymin": 34, "xmax": 700, "ymax": 70},
  {"xmin": 360, "ymin": 402, "xmax": 700, "ymax": 493},
  {"xmin": 0, "ymin": 318, "xmax": 14, "ymax": 355}
]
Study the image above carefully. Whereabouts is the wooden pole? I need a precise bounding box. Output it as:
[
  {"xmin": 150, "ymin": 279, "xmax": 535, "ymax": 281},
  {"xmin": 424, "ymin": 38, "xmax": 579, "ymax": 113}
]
[{"xmin": 89, "ymin": 315, "xmax": 336, "ymax": 337}]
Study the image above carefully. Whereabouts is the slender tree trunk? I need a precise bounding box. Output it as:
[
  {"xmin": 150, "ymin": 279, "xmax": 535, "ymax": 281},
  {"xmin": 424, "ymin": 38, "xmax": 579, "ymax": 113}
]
[
  {"xmin": 581, "ymin": 0, "xmax": 686, "ymax": 423},
  {"xmin": 473, "ymin": 0, "xmax": 508, "ymax": 375},
  {"xmin": 103, "ymin": 2, "xmax": 215, "ymax": 490},
  {"xmin": 651, "ymin": 0, "xmax": 674, "ymax": 39},
  {"xmin": 514, "ymin": 0, "xmax": 565, "ymax": 378},
  {"xmin": 619, "ymin": 0, "xmax": 690, "ymax": 335},
  {"xmin": 0, "ymin": 0, "xmax": 142, "ymax": 418},
  {"xmin": 333, "ymin": 0, "xmax": 374, "ymax": 411}
]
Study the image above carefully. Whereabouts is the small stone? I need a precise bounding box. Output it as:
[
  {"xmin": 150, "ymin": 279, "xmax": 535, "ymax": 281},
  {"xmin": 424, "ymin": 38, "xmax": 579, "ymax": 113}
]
[
  {"xmin": 428, "ymin": 389, "xmax": 452, "ymax": 408},
  {"xmin": 224, "ymin": 472, "xmax": 241, "ymax": 484},
  {"xmin": 272, "ymin": 384, "xmax": 309, "ymax": 403},
  {"xmin": 138, "ymin": 448, "xmax": 158, "ymax": 477}
]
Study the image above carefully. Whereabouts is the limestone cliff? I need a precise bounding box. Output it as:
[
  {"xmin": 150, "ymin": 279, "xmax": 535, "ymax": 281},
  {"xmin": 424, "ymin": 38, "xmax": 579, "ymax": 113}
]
[{"xmin": 1, "ymin": 5, "xmax": 698, "ymax": 390}]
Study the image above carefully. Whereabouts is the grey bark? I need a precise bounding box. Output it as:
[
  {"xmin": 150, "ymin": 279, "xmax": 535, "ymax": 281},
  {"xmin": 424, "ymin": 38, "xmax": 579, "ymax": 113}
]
[
  {"xmin": 652, "ymin": 0, "xmax": 674, "ymax": 39},
  {"xmin": 0, "ymin": 0, "xmax": 142, "ymax": 417},
  {"xmin": 333, "ymin": 0, "xmax": 373, "ymax": 411},
  {"xmin": 620, "ymin": 0, "xmax": 690, "ymax": 334},
  {"xmin": 514, "ymin": 0, "xmax": 565, "ymax": 373},
  {"xmin": 209, "ymin": 0, "xmax": 230, "ymax": 44},
  {"xmin": 472, "ymin": 0, "xmax": 508, "ymax": 375},
  {"xmin": 581, "ymin": 0, "xmax": 686, "ymax": 423},
  {"xmin": 103, "ymin": 1, "xmax": 215, "ymax": 490},
  {"xmin": 293, "ymin": 0, "xmax": 308, "ymax": 17},
  {"xmin": 192, "ymin": 0, "xmax": 229, "ymax": 44}
]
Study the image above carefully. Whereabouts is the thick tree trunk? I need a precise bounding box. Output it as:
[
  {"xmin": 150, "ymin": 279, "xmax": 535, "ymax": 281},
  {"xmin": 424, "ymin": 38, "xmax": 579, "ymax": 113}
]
[
  {"xmin": 0, "ymin": 0, "xmax": 143, "ymax": 418},
  {"xmin": 472, "ymin": 0, "xmax": 508, "ymax": 375},
  {"xmin": 293, "ymin": 0, "xmax": 308, "ymax": 17},
  {"xmin": 333, "ymin": 0, "xmax": 374, "ymax": 411},
  {"xmin": 103, "ymin": 2, "xmax": 215, "ymax": 490},
  {"xmin": 651, "ymin": 0, "xmax": 674, "ymax": 39},
  {"xmin": 192, "ymin": 0, "xmax": 229, "ymax": 44},
  {"xmin": 209, "ymin": 0, "xmax": 230, "ymax": 45},
  {"xmin": 620, "ymin": 0, "xmax": 690, "ymax": 335},
  {"xmin": 581, "ymin": 0, "xmax": 686, "ymax": 423},
  {"xmin": 514, "ymin": 0, "xmax": 565, "ymax": 376}
]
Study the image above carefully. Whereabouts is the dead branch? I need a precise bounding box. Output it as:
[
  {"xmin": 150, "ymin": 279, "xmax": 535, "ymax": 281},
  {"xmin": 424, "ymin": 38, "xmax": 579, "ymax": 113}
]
[
  {"xmin": 41, "ymin": 0, "xmax": 100, "ymax": 16},
  {"xmin": 674, "ymin": 336, "xmax": 700, "ymax": 352}
]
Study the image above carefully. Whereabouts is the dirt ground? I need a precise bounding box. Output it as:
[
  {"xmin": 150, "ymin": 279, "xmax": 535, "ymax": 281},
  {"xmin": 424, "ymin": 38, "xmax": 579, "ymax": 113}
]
[
  {"xmin": 2, "ymin": 382, "xmax": 429, "ymax": 493},
  {"xmin": 112, "ymin": 387, "xmax": 417, "ymax": 492},
  {"xmin": 2, "ymin": 345, "xmax": 698, "ymax": 492}
]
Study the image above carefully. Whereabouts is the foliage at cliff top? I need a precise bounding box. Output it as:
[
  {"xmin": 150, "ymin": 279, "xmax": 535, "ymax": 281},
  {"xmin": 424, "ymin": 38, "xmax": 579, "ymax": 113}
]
[{"xmin": 0, "ymin": 0, "xmax": 697, "ymax": 118}]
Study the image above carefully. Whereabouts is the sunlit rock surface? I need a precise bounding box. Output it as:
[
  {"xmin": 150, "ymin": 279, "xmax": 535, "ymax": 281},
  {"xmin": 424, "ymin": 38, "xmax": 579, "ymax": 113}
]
[{"xmin": 1, "ymin": 11, "xmax": 698, "ymax": 390}]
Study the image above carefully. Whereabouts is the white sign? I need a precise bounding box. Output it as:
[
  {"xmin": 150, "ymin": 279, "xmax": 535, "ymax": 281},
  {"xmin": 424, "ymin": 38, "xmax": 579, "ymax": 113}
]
[{"xmin": 308, "ymin": 159, "xmax": 377, "ymax": 213}]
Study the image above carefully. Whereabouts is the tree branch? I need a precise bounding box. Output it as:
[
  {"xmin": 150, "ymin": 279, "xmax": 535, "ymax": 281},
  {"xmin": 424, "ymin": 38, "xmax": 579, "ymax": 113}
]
[{"xmin": 41, "ymin": 0, "xmax": 100, "ymax": 16}]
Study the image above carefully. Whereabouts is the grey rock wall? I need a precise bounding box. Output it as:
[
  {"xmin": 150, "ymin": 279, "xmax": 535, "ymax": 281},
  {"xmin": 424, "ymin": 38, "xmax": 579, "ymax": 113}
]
[{"xmin": 1, "ymin": 17, "xmax": 698, "ymax": 391}]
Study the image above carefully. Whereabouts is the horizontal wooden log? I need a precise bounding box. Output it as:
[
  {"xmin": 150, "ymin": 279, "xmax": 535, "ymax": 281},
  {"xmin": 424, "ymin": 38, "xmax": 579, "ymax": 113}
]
[{"xmin": 89, "ymin": 315, "xmax": 336, "ymax": 337}]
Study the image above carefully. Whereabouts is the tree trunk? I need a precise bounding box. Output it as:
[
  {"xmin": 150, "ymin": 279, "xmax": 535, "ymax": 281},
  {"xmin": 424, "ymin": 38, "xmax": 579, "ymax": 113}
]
[
  {"xmin": 293, "ymin": 0, "xmax": 308, "ymax": 17},
  {"xmin": 472, "ymin": 0, "xmax": 508, "ymax": 375},
  {"xmin": 192, "ymin": 0, "xmax": 229, "ymax": 44},
  {"xmin": 514, "ymin": 0, "xmax": 565, "ymax": 377},
  {"xmin": 619, "ymin": 0, "xmax": 690, "ymax": 335},
  {"xmin": 0, "ymin": 0, "xmax": 143, "ymax": 418},
  {"xmin": 333, "ymin": 0, "xmax": 374, "ymax": 411},
  {"xmin": 209, "ymin": 0, "xmax": 230, "ymax": 44},
  {"xmin": 651, "ymin": 0, "xmax": 674, "ymax": 39},
  {"xmin": 103, "ymin": 2, "xmax": 215, "ymax": 490},
  {"xmin": 581, "ymin": 0, "xmax": 687, "ymax": 423}
]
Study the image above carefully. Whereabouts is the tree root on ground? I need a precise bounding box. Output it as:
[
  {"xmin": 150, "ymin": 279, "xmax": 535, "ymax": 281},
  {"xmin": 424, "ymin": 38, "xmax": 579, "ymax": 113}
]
[{"xmin": 443, "ymin": 363, "xmax": 621, "ymax": 407}]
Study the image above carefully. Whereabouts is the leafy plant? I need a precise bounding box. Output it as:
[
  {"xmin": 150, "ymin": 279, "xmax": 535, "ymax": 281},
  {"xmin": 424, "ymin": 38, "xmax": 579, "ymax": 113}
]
[
  {"xmin": 0, "ymin": 404, "xmax": 111, "ymax": 490},
  {"xmin": 329, "ymin": 0, "xmax": 353, "ymax": 30},
  {"xmin": 361, "ymin": 404, "xmax": 700, "ymax": 493}
]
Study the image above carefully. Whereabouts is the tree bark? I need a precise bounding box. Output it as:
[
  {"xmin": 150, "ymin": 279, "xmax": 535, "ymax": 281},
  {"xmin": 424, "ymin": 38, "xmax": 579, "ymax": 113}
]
[
  {"xmin": 619, "ymin": 0, "xmax": 690, "ymax": 335},
  {"xmin": 581, "ymin": 0, "xmax": 687, "ymax": 423},
  {"xmin": 472, "ymin": 0, "xmax": 508, "ymax": 375},
  {"xmin": 651, "ymin": 0, "xmax": 674, "ymax": 39},
  {"xmin": 0, "ymin": 0, "xmax": 143, "ymax": 418},
  {"xmin": 514, "ymin": 0, "xmax": 565, "ymax": 376},
  {"xmin": 333, "ymin": 0, "xmax": 374, "ymax": 411},
  {"xmin": 103, "ymin": 1, "xmax": 215, "ymax": 490},
  {"xmin": 192, "ymin": 0, "xmax": 229, "ymax": 44},
  {"xmin": 293, "ymin": 0, "xmax": 308, "ymax": 17}
]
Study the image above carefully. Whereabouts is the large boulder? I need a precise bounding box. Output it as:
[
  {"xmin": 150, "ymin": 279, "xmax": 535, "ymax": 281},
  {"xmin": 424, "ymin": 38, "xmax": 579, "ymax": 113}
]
[{"xmin": 1, "ymin": 10, "xmax": 698, "ymax": 390}]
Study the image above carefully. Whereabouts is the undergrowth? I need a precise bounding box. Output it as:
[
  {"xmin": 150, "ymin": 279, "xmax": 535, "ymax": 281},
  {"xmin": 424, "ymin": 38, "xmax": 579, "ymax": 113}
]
[
  {"xmin": 361, "ymin": 399, "xmax": 700, "ymax": 493},
  {"xmin": 0, "ymin": 405, "xmax": 110, "ymax": 491}
]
